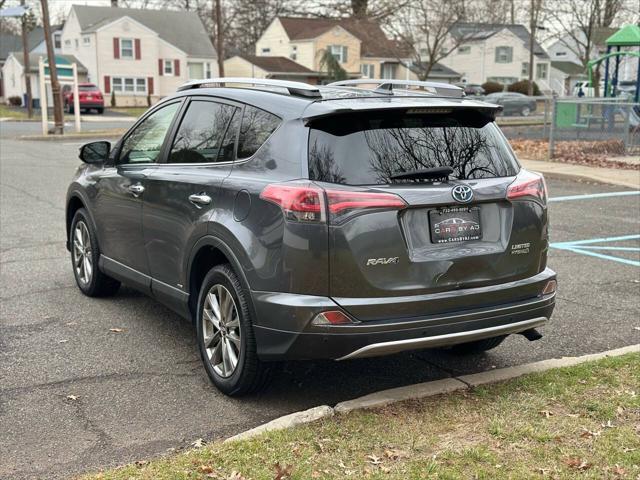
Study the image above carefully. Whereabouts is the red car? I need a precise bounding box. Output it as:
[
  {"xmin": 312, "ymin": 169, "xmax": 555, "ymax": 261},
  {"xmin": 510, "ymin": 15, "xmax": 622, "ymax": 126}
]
[{"xmin": 63, "ymin": 83, "xmax": 104, "ymax": 114}]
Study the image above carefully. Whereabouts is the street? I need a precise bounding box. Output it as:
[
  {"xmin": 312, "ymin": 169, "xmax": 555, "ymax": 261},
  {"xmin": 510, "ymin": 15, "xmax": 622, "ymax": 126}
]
[{"xmin": 1, "ymin": 135, "xmax": 639, "ymax": 479}]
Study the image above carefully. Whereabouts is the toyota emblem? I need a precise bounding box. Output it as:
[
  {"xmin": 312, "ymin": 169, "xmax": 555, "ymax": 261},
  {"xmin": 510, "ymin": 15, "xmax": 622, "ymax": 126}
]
[{"xmin": 451, "ymin": 185, "xmax": 474, "ymax": 203}]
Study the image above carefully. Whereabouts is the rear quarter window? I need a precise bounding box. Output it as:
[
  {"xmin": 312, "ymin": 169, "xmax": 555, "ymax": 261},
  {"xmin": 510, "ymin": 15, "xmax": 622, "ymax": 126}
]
[
  {"xmin": 237, "ymin": 106, "xmax": 280, "ymax": 159},
  {"xmin": 308, "ymin": 110, "xmax": 518, "ymax": 185}
]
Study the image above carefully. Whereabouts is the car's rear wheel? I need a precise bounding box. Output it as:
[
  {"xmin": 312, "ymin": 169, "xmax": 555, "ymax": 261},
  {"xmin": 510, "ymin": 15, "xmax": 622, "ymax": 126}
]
[
  {"xmin": 70, "ymin": 209, "xmax": 120, "ymax": 297},
  {"xmin": 196, "ymin": 264, "xmax": 273, "ymax": 396},
  {"xmin": 97, "ymin": 107, "xmax": 104, "ymax": 114},
  {"xmin": 449, "ymin": 335, "xmax": 506, "ymax": 355}
]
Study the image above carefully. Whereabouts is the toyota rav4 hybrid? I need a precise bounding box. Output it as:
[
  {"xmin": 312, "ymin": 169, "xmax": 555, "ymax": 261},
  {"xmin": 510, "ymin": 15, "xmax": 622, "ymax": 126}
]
[{"xmin": 66, "ymin": 78, "xmax": 557, "ymax": 396}]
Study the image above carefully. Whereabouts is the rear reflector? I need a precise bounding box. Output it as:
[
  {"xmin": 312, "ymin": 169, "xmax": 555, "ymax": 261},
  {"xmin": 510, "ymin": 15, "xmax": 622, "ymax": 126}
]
[
  {"xmin": 311, "ymin": 310, "xmax": 357, "ymax": 326},
  {"xmin": 507, "ymin": 170, "xmax": 547, "ymax": 203},
  {"xmin": 542, "ymin": 279, "xmax": 557, "ymax": 295},
  {"xmin": 261, "ymin": 182, "xmax": 406, "ymax": 224}
]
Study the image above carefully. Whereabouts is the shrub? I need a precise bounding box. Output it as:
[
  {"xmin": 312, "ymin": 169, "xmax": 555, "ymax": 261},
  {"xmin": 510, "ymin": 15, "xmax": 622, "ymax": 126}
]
[
  {"xmin": 481, "ymin": 81, "xmax": 503, "ymax": 94},
  {"xmin": 110, "ymin": 91, "xmax": 116, "ymax": 107},
  {"xmin": 8, "ymin": 96, "xmax": 22, "ymax": 106},
  {"xmin": 147, "ymin": 94, "xmax": 152, "ymax": 107},
  {"xmin": 508, "ymin": 80, "xmax": 541, "ymax": 96}
]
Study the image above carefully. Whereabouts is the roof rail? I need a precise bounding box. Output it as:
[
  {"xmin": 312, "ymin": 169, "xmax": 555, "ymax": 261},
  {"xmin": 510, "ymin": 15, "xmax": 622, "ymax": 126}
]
[
  {"xmin": 177, "ymin": 77, "xmax": 322, "ymax": 98},
  {"xmin": 327, "ymin": 79, "xmax": 464, "ymax": 98}
]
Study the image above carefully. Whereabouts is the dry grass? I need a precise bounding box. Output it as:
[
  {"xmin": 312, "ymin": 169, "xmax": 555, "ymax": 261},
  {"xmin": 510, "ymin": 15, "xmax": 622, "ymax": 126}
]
[{"xmin": 83, "ymin": 353, "xmax": 640, "ymax": 480}]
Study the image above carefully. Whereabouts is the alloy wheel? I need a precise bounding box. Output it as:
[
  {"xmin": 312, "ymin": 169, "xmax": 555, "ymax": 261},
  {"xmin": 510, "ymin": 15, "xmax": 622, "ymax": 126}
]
[
  {"xmin": 73, "ymin": 221, "xmax": 93, "ymax": 285},
  {"xmin": 202, "ymin": 284, "xmax": 241, "ymax": 378}
]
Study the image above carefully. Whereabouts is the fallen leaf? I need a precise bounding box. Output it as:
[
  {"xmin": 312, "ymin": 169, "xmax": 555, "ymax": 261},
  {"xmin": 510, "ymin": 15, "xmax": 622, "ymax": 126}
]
[
  {"xmin": 109, "ymin": 328, "xmax": 124, "ymax": 333},
  {"xmin": 66, "ymin": 394, "xmax": 79, "ymax": 401},
  {"xmin": 580, "ymin": 428, "xmax": 601, "ymax": 438},
  {"xmin": 384, "ymin": 448, "xmax": 408, "ymax": 460},
  {"xmin": 379, "ymin": 465, "xmax": 391, "ymax": 473},
  {"xmin": 134, "ymin": 460, "xmax": 149, "ymax": 467},
  {"xmin": 227, "ymin": 472, "xmax": 246, "ymax": 480},
  {"xmin": 199, "ymin": 465, "xmax": 214, "ymax": 474},
  {"xmin": 612, "ymin": 464, "xmax": 626, "ymax": 475},
  {"xmin": 564, "ymin": 457, "xmax": 591, "ymax": 470},
  {"xmin": 539, "ymin": 410, "xmax": 554, "ymax": 418},
  {"xmin": 273, "ymin": 463, "xmax": 293, "ymax": 480},
  {"xmin": 191, "ymin": 438, "xmax": 205, "ymax": 448},
  {"xmin": 622, "ymin": 447, "xmax": 636, "ymax": 453},
  {"xmin": 311, "ymin": 471, "xmax": 321, "ymax": 479},
  {"xmin": 58, "ymin": 339, "xmax": 68, "ymax": 344},
  {"xmin": 601, "ymin": 420, "xmax": 615, "ymax": 429},
  {"xmin": 367, "ymin": 454, "xmax": 382, "ymax": 465}
]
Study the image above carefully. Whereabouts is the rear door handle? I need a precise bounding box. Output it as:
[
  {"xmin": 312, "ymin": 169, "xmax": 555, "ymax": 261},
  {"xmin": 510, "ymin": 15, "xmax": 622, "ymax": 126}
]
[
  {"xmin": 189, "ymin": 193, "xmax": 212, "ymax": 207},
  {"xmin": 129, "ymin": 183, "xmax": 145, "ymax": 196}
]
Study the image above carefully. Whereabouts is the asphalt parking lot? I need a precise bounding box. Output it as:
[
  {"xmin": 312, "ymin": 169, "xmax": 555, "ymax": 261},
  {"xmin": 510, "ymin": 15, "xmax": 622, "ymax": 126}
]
[{"xmin": 1, "ymin": 135, "xmax": 639, "ymax": 479}]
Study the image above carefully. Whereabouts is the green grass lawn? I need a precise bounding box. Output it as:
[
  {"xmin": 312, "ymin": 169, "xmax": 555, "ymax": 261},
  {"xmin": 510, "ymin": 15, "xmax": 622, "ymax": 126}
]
[
  {"xmin": 107, "ymin": 107, "xmax": 148, "ymax": 117},
  {"xmin": 0, "ymin": 104, "xmax": 32, "ymax": 120},
  {"xmin": 84, "ymin": 353, "xmax": 639, "ymax": 480}
]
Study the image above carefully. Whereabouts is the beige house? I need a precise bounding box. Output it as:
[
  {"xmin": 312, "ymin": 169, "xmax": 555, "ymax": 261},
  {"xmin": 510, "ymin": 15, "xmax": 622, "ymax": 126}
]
[
  {"xmin": 224, "ymin": 55, "xmax": 320, "ymax": 83},
  {"xmin": 252, "ymin": 16, "xmax": 418, "ymax": 82},
  {"xmin": 60, "ymin": 5, "xmax": 217, "ymax": 106},
  {"xmin": 440, "ymin": 23, "xmax": 551, "ymax": 90}
]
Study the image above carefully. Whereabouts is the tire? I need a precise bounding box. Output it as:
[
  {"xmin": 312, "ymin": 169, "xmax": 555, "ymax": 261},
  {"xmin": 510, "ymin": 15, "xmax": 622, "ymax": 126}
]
[
  {"xmin": 68, "ymin": 104, "xmax": 74, "ymax": 114},
  {"xmin": 70, "ymin": 208, "xmax": 120, "ymax": 297},
  {"xmin": 521, "ymin": 106, "xmax": 531, "ymax": 116},
  {"xmin": 449, "ymin": 335, "xmax": 507, "ymax": 355},
  {"xmin": 97, "ymin": 107, "xmax": 104, "ymax": 114},
  {"xmin": 196, "ymin": 264, "xmax": 273, "ymax": 396}
]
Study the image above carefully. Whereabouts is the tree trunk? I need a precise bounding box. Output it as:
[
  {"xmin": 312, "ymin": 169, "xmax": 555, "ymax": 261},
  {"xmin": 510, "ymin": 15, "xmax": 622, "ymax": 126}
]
[
  {"xmin": 527, "ymin": 0, "xmax": 536, "ymax": 96},
  {"xmin": 21, "ymin": 0, "xmax": 32, "ymax": 118},
  {"xmin": 40, "ymin": 0, "xmax": 63, "ymax": 134},
  {"xmin": 215, "ymin": 0, "xmax": 224, "ymax": 77}
]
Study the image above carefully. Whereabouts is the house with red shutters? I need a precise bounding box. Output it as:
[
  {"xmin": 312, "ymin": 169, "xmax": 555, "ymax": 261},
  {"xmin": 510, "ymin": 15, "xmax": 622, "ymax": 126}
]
[{"xmin": 60, "ymin": 5, "xmax": 217, "ymax": 106}]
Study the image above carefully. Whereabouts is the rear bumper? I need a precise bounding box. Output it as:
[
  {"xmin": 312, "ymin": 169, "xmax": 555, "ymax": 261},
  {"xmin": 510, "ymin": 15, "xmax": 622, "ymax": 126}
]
[
  {"xmin": 252, "ymin": 268, "xmax": 556, "ymax": 361},
  {"xmin": 78, "ymin": 102, "xmax": 104, "ymax": 108}
]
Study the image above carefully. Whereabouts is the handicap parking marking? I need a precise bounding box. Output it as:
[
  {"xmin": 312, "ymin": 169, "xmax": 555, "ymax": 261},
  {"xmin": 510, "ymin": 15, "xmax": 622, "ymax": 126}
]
[
  {"xmin": 549, "ymin": 191, "xmax": 640, "ymax": 202},
  {"xmin": 551, "ymin": 234, "xmax": 640, "ymax": 267}
]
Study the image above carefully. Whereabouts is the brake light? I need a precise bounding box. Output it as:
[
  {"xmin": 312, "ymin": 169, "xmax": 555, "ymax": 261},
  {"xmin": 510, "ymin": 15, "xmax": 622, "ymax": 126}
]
[
  {"xmin": 260, "ymin": 182, "xmax": 407, "ymax": 224},
  {"xmin": 311, "ymin": 310, "xmax": 357, "ymax": 325},
  {"xmin": 507, "ymin": 170, "xmax": 546, "ymax": 203}
]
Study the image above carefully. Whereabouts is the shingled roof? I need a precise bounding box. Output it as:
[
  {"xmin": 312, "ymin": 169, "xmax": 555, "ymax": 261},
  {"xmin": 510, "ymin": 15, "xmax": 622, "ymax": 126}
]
[
  {"xmin": 70, "ymin": 5, "xmax": 216, "ymax": 58},
  {"xmin": 450, "ymin": 22, "xmax": 549, "ymax": 58},
  {"xmin": 277, "ymin": 17, "xmax": 410, "ymax": 58},
  {"xmin": 240, "ymin": 55, "xmax": 315, "ymax": 74}
]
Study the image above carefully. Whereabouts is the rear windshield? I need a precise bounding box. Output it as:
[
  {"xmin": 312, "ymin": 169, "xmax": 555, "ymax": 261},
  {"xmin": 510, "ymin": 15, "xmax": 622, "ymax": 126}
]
[
  {"xmin": 308, "ymin": 111, "xmax": 518, "ymax": 185},
  {"xmin": 79, "ymin": 85, "xmax": 98, "ymax": 91}
]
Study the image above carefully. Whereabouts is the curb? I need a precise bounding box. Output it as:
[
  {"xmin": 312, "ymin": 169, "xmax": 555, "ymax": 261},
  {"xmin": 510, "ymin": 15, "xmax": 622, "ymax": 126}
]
[
  {"xmin": 223, "ymin": 344, "xmax": 639, "ymax": 442},
  {"xmin": 19, "ymin": 130, "xmax": 126, "ymax": 141},
  {"xmin": 520, "ymin": 158, "xmax": 640, "ymax": 189}
]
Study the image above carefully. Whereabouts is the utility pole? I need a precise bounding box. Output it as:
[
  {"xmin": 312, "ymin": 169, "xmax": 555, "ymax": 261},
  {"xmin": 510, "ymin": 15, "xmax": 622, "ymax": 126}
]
[
  {"xmin": 214, "ymin": 0, "xmax": 224, "ymax": 77},
  {"xmin": 527, "ymin": 0, "xmax": 537, "ymax": 96},
  {"xmin": 20, "ymin": 0, "xmax": 32, "ymax": 118},
  {"xmin": 40, "ymin": 0, "xmax": 63, "ymax": 134}
]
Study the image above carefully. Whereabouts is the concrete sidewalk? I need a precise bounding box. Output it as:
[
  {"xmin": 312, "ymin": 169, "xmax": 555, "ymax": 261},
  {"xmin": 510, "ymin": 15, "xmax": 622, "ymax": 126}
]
[{"xmin": 521, "ymin": 157, "xmax": 640, "ymax": 189}]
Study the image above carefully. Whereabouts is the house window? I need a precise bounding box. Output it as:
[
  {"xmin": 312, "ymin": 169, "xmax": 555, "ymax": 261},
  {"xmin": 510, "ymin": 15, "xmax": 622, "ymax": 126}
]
[
  {"xmin": 54, "ymin": 33, "xmax": 61, "ymax": 49},
  {"xmin": 74, "ymin": 39, "xmax": 79, "ymax": 49},
  {"xmin": 205, "ymin": 63, "xmax": 211, "ymax": 77},
  {"xmin": 458, "ymin": 46, "xmax": 471, "ymax": 54},
  {"xmin": 521, "ymin": 62, "xmax": 529, "ymax": 76},
  {"xmin": 495, "ymin": 46, "xmax": 513, "ymax": 63},
  {"xmin": 536, "ymin": 63, "xmax": 548, "ymax": 80},
  {"xmin": 64, "ymin": 39, "xmax": 71, "ymax": 47},
  {"xmin": 164, "ymin": 59, "xmax": 174, "ymax": 75},
  {"xmin": 419, "ymin": 48, "xmax": 428, "ymax": 57},
  {"xmin": 360, "ymin": 63, "xmax": 375, "ymax": 78},
  {"xmin": 120, "ymin": 38, "xmax": 134, "ymax": 59},
  {"xmin": 381, "ymin": 63, "xmax": 396, "ymax": 79},
  {"xmin": 290, "ymin": 45, "xmax": 297, "ymax": 61},
  {"xmin": 555, "ymin": 51, "xmax": 567, "ymax": 57},
  {"xmin": 487, "ymin": 76, "xmax": 517, "ymax": 85},
  {"xmin": 188, "ymin": 62, "xmax": 204, "ymax": 79},
  {"xmin": 112, "ymin": 77, "xmax": 147, "ymax": 94},
  {"xmin": 329, "ymin": 45, "xmax": 348, "ymax": 63},
  {"xmin": 83, "ymin": 36, "xmax": 90, "ymax": 45},
  {"xmin": 261, "ymin": 47, "xmax": 270, "ymax": 54}
]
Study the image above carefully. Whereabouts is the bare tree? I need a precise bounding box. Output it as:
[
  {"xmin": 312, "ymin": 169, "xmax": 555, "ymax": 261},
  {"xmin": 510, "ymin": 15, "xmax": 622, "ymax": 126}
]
[
  {"xmin": 40, "ymin": 0, "xmax": 63, "ymax": 134},
  {"xmin": 388, "ymin": 0, "xmax": 468, "ymax": 80},
  {"xmin": 527, "ymin": 0, "xmax": 544, "ymax": 95}
]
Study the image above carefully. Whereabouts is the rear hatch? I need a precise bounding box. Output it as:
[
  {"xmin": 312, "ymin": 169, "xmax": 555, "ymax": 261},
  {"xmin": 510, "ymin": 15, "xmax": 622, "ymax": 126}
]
[
  {"xmin": 78, "ymin": 84, "xmax": 102, "ymax": 103},
  {"xmin": 308, "ymin": 107, "xmax": 549, "ymax": 321}
]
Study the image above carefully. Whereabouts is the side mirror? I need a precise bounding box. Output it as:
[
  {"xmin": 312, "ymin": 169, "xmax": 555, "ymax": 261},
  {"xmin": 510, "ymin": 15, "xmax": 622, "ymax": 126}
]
[{"xmin": 79, "ymin": 141, "xmax": 110, "ymax": 164}]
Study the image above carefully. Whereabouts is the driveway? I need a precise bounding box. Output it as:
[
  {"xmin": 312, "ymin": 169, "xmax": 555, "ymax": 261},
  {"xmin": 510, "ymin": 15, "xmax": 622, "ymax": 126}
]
[{"xmin": 1, "ymin": 138, "xmax": 638, "ymax": 479}]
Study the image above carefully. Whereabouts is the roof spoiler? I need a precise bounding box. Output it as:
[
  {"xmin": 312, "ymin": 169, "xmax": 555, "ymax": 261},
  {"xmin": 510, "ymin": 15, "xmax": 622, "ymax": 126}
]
[
  {"xmin": 177, "ymin": 77, "xmax": 322, "ymax": 98},
  {"xmin": 327, "ymin": 79, "xmax": 464, "ymax": 98}
]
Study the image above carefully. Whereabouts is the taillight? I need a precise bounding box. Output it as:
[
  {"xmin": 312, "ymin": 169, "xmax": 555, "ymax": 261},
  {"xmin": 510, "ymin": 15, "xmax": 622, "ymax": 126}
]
[
  {"xmin": 260, "ymin": 183, "xmax": 325, "ymax": 222},
  {"xmin": 311, "ymin": 310, "xmax": 358, "ymax": 326},
  {"xmin": 260, "ymin": 182, "xmax": 407, "ymax": 224},
  {"xmin": 507, "ymin": 170, "xmax": 547, "ymax": 204}
]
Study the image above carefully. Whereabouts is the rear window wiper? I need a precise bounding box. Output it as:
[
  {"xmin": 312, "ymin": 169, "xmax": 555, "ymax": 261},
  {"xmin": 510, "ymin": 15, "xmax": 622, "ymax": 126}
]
[{"xmin": 389, "ymin": 167, "xmax": 453, "ymax": 181}]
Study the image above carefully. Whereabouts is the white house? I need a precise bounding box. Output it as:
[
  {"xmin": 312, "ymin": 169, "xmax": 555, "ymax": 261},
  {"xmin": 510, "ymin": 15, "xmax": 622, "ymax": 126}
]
[
  {"xmin": 441, "ymin": 23, "xmax": 551, "ymax": 90},
  {"xmin": 60, "ymin": 5, "xmax": 217, "ymax": 106}
]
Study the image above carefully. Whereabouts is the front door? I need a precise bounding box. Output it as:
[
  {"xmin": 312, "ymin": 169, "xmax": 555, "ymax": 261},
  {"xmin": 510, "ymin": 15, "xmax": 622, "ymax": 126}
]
[
  {"xmin": 93, "ymin": 101, "xmax": 181, "ymax": 290},
  {"xmin": 142, "ymin": 98, "xmax": 241, "ymax": 311}
]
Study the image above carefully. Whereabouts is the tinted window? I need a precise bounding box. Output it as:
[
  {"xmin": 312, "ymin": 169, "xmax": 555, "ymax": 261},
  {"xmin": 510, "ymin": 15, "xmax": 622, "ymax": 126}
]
[
  {"xmin": 79, "ymin": 84, "xmax": 98, "ymax": 91},
  {"xmin": 169, "ymin": 101, "xmax": 239, "ymax": 163},
  {"xmin": 308, "ymin": 111, "xmax": 518, "ymax": 185},
  {"xmin": 237, "ymin": 106, "xmax": 280, "ymax": 159},
  {"xmin": 119, "ymin": 102, "xmax": 179, "ymax": 164}
]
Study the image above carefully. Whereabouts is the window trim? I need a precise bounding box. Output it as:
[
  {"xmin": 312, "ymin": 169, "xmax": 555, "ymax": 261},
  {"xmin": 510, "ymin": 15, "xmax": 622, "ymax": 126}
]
[
  {"xmin": 111, "ymin": 76, "xmax": 147, "ymax": 95},
  {"xmin": 115, "ymin": 99, "xmax": 185, "ymax": 166},
  {"xmin": 120, "ymin": 37, "xmax": 134, "ymax": 59},
  {"xmin": 164, "ymin": 59, "xmax": 174, "ymax": 76},
  {"xmin": 329, "ymin": 44, "xmax": 346, "ymax": 63},
  {"xmin": 495, "ymin": 46, "xmax": 513, "ymax": 64}
]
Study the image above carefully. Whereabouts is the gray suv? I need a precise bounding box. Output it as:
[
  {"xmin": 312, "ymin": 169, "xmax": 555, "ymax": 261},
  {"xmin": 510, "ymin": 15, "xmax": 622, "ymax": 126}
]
[{"xmin": 66, "ymin": 78, "xmax": 556, "ymax": 396}]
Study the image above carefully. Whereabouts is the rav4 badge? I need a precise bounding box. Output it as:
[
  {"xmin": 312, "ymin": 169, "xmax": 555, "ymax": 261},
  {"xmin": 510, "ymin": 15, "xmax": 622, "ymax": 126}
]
[{"xmin": 366, "ymin": 257, "xmax": 400, "ymax": 266}]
